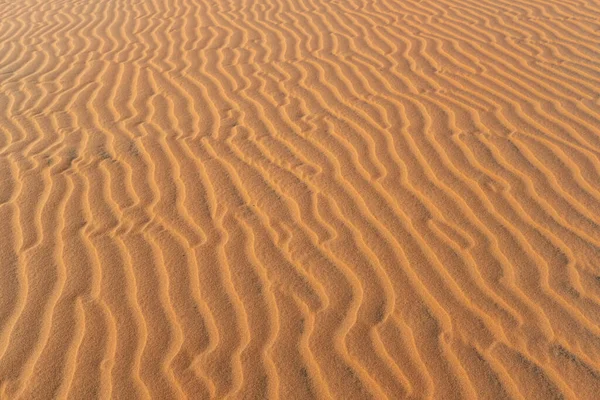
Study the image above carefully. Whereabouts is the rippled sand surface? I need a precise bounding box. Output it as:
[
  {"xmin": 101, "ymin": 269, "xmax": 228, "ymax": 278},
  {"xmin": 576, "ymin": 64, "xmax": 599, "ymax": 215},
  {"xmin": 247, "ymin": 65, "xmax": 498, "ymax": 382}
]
[{"xmin": 1, "ymin": 0, "xmax": 600, "ymax": 398}]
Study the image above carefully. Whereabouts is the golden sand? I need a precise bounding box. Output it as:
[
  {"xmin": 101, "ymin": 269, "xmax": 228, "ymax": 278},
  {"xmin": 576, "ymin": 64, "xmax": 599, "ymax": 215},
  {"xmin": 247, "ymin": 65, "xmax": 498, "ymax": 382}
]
[{"xmin": 1, "ymin": 0, "xmax": 600, "ymax": 398}]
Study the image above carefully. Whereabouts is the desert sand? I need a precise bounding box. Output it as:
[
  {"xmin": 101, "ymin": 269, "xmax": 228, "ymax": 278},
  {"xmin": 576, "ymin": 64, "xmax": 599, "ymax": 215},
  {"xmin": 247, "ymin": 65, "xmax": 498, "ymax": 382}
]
[{"xmin": 1, "ymin": 0, "xmax": 600, "ymax": 398}]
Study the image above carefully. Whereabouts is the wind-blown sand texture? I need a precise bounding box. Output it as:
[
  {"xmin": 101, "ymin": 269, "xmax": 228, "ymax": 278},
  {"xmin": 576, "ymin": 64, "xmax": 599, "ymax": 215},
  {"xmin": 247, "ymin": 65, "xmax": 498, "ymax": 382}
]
[{"xmin": 1, "ymin": 0, "xmax": 600, "ymax": 398}]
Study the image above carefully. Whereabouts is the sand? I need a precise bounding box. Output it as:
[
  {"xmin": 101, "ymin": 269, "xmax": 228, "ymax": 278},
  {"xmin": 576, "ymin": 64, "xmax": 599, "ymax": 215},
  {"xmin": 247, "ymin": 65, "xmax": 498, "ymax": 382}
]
[{"xmin": 1, "ymin": 0, "xmax": 600, "ymax": 398}]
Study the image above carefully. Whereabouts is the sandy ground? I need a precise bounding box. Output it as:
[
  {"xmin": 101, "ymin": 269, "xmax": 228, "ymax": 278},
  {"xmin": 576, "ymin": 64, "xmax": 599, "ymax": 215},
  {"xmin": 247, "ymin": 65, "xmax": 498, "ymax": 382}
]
[{"xmin": 1, "ymin": 0, "xmax": 600, "ymax": 398}]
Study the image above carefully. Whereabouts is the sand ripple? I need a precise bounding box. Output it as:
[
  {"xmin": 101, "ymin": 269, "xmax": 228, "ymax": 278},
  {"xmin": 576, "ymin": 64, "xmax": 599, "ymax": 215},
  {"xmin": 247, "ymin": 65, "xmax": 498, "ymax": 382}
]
[{"xmin": 1, "ymin": 0, "xmax": 600, "ymax": 398}]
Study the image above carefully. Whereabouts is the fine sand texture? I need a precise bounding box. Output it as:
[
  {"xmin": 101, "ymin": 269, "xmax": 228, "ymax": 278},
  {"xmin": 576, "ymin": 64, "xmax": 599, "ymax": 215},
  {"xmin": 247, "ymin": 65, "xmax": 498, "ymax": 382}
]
[{"xmin": 1, "ymin": 0, "xmax": 600, "ymax": 398}]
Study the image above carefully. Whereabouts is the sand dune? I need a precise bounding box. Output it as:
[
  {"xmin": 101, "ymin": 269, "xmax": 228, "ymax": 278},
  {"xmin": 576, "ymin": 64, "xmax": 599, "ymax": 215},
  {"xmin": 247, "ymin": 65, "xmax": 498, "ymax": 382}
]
[{"xmin": 1, "ymin": 0, "xmax": 600, "ymax": 398}]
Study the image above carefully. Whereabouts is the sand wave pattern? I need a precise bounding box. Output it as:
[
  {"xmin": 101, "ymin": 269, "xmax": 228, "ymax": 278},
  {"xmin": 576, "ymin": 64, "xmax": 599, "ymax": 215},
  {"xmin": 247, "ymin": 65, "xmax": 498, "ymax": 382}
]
[{"xmin": 1, "ymin": 0, "xmax": 600, "ymax": 398}]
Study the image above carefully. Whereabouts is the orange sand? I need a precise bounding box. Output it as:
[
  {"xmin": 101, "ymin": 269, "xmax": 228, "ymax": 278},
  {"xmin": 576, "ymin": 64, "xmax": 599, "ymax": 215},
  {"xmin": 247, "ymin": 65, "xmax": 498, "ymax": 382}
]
[{"xmin": 1, "ymin": 0, "xmax": 600, "ymax": 398}]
